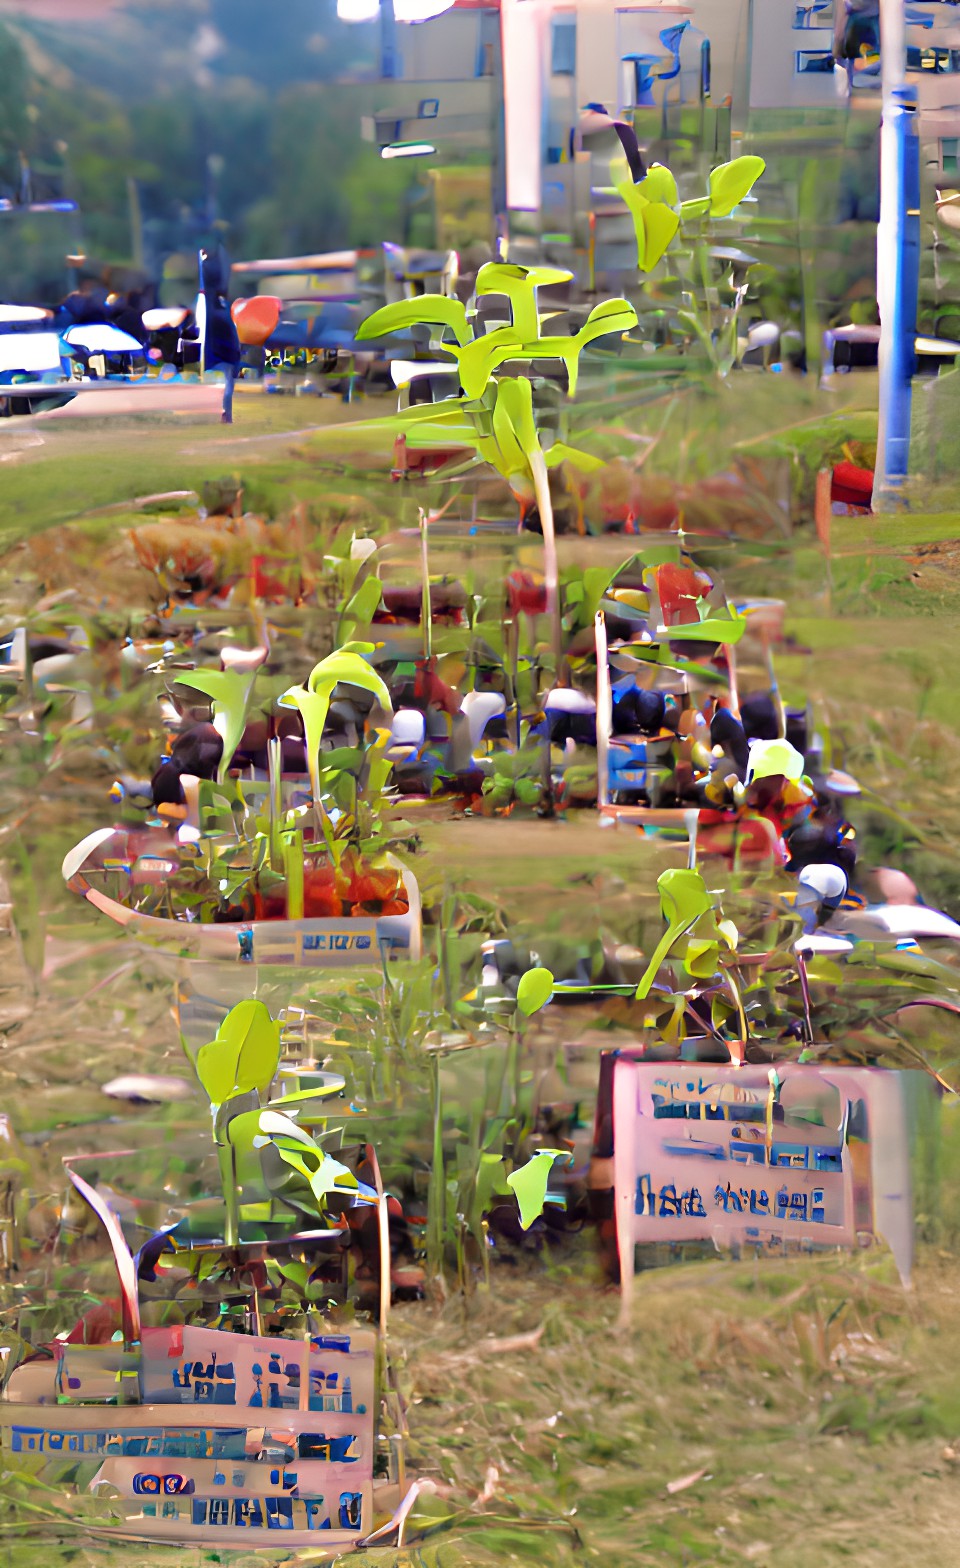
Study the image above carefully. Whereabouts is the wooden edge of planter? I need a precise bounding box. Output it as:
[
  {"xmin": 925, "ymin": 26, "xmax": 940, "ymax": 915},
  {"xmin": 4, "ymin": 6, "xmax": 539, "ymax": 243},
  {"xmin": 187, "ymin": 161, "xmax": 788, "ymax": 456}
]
[{"xmin": 63, "ymin": 828, "xmax": 422, "ymax": 967}]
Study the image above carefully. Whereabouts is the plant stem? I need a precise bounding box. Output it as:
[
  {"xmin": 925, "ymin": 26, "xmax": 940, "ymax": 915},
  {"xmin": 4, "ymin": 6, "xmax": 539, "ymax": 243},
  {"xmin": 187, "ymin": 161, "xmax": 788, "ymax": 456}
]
[
  {"xmin": 529, "ymin": 443, "xmax": 561, "ymax": 672},
  {"xmin": 284, "ymin": 829, "xmax": 304, "ymax": 921},
  {"xmin": 419, "ymin": 506, "xmax": 432, "ymax": 662},
  {"xmin": 268, "ymin": 736, "xmax": 283, "ymax": 872},
  {"xmin": 530, "ymin": 443, "xmax": 559, "ymax": 815},
  {"xmin": 426, "ymin": 1056, "xmax": 446, "ymax": 1280},
  {"xmin": 217, "ymin": 1140, "xmax": 239, "ymax": 1249}
]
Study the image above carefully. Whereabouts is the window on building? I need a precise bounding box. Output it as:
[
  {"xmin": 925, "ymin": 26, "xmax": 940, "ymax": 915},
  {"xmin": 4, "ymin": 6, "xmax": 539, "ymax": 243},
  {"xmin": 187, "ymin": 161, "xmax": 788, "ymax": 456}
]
[
  {"xmin": 793, "ymin": 2, "xmax": 831, "ymax": 27},
  {"xmin": 476, "ymin": 10, "xmax": 498, "ymax": 77},
  {"xmin": 551, "ymin": 13, "xmax": 576, "ymax": 76},
  {"xmin": 942, "ymin": 137, "xmax": 959, "ymax": 175},
  {"xmin": 795, "ymin": 49, "xmax": 834, "ymax": 74}
]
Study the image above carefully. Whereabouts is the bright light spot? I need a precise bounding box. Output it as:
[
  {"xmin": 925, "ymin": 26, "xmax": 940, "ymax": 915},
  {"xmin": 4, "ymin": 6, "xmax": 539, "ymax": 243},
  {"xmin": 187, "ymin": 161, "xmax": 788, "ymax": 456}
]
[
  {"xmin": 396, "ymin": 0, "xmax": 456, "ymax": 17},
  {"xmin": 0, "ymin": 303, "xmax": 51, "ymax": 324},
  {"xmin": 339, "ymin": 0, "xmax": 454, "ymax": 16},
  {"xmin": 390, "ymin": 359, "xmax": 456, "ymax": 386},
  {"xmin": 381, "ymin": 141, "xmax": 436, "ymax": 159}
]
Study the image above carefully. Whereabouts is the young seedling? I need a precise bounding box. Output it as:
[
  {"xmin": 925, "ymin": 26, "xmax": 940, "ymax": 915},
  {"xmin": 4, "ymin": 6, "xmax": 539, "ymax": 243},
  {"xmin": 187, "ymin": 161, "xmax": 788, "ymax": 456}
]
[
  {"xmin": 357, "ymin": 264, "xmax": 638, "ymax": 669},
  {"xmin": 191, "ymin": 998, "xmax": 282, "ymax": 1248}
]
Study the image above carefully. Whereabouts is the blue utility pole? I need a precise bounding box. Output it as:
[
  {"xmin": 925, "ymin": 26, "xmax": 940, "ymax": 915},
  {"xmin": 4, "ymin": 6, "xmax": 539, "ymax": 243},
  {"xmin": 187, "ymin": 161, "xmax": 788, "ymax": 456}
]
[
  {"xmin": 873, "ymin": 2, "xmax": 920, "ymax": 510},
  {"xmin": 380, "ymin": 0, "xmax": 399, "ymax": 79}
]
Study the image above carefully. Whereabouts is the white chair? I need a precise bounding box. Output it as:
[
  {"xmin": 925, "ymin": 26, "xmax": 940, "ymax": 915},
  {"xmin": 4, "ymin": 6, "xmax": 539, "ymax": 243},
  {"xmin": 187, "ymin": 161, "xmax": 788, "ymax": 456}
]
[
  {"xmin": 461, "ymin": 690, "xmax": 507, "ymax": 753},
  {"xmin": 386, "ymin": 708, "xmax": 427, "ymax": 763},
  {"xmin": 542, "ymin": 687, "xmax": 597, "ymax": 716}
]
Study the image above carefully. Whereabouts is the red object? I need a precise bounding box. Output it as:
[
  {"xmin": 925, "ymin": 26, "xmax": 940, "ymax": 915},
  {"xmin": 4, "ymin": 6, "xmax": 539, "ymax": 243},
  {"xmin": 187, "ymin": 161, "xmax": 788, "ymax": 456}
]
[
  {"xmin": 506, "ymin": 568, "xmax": 547, "ymax": 616},
  {"xmin": 413, "ymin": 660, "xmax": 461, "ymax": 716},
  {"xmin": 654, "ymin": 562, "xmax": 713, "ymax": 626},
  {"xmin": 251, "ymin": 554, "xmax": 302, "ymax": 604},
  {"xmin": 391, "ymin": 435, "xmax": 469, "ymax": 479},
  {"xmin": 830, "ymin": 461, "xmax": 873, "ymax": 509},
  {"xmin": 64, "ymin": 1298, "xmax": 122, "ymax": 1345},
  {"xmin": 697, "ymin": 809, "xmax": 784, "ymax": 864},
  {"xmin": 634, "ymin": 478, "xmax": 680, "ymax": 532},
  {"xmin": 232, "ymin": 295, "xmax": 282, "ymax": 347}
]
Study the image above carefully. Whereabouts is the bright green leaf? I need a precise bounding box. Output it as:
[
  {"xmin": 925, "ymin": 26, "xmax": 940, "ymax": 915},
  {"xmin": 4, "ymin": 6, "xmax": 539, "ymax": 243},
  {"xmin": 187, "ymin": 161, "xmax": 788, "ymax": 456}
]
[
  {"xmin": 544, "ymin": 441, "xmax": 604, "ymax": 473},
  {"xmin": 708, "ymin": 155, "xmax": 766, "ymax": 217},
  {"xmin": 475, "ymin": 261, "xmax": 572, "ymax": 341},
  {"xmin": 473, "ymin": 1152, "xmax": 508, "ymax": 1223},
  {"xmin": 174, "ymin": 668, "xmax": 256, "ymax": 784},
  {"xmin": 357, "ymin": 295, "xmax": 471, "ymax": 347},
  {"xmin": 747, "ymin": 738, "xmax": 805, "ymax": 783},
  {"xmin": 306, "ymin": 648, "xmax": 392, "ymax": 710},
  {"xmin": 507, "ymin": 1148, "xmax": 573, "ymax": 1230},
  {"xmin": 196, "ymin": 999, "xmax": 281, "ymax": 1107},
  {"xmin": 517, "ymin": 966, "xmax": 555, "ymax": 1015},
  {"xmin": 639, "ymin": 163, "xmax": 679, "ymax": 206},
  {"xmin": 636, "ymin": 869, "xmax": 714, "ymax": 1000},
  {"xmin": 684, "ymin": 937, "xmax": 720, "ymax": 978},
  {"xmin": 678, "ymin": 196, "xmax": 710, "ymax": 222},
  {"xmin": 454, "ymin": 327, "xmax": 524, "ymax": 400},
  {"xmin": 618, "ymin": 182, "xmax": 681, "ymax": 272},
  {"xmin": 664, "ymin": 615, "xmax": 745, "ymax": 644},
  {"xmin": 340, "ymin": 574, "xmax": 383, "ymax": 638},
  {"xmin": 277, "ymin": 685, "xmax": 332, "ymax": 804}
]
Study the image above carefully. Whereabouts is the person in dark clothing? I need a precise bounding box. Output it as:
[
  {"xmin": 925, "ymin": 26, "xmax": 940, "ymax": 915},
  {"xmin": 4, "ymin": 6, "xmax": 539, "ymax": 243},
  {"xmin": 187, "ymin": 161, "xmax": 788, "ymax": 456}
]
[
  {"xmin": 611, "ymin": 683, "xmax": 666, "ymax": 737},
  {"xmin": 710, "ymin": 703, "xmax": 749, "ymax": 773},
  {"xmin": 151, "ymin": 723, "xmax": 223, "ymax": 807},
  {"xmin": 199, "ymin": 246, "xmax": 241, "ymax": 423}
]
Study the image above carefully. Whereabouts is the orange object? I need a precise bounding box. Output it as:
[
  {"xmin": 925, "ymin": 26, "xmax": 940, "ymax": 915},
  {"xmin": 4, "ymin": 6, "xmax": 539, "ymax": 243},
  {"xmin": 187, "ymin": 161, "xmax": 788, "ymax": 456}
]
[
  {"xmin": 253, "ymin": 889, "xmax": 287, "ymax": 921},
  {"xmin": 231, "ymin": 295, "xmax": 282, "ymax": 347},
  {"xmin": 303, "ymin": 861, "xmax": 344, "ymax": 919},
  {"xmin": 341, "ymin": 850, "xmax": 402, "ymax": 908}
]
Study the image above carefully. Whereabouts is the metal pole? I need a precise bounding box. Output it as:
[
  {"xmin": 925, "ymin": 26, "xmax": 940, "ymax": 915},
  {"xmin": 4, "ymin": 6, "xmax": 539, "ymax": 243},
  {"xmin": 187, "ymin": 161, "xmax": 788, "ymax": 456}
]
[
  {"xmin": 380, "ymin": 0, "xmax": 399, "ymax": 80},
  {"xmin": 594, "ymin": 610, "xmax": 610, "ymax": 811},
  {"xmin": 873, "ymin": 0, "xmax": 920, "ymax": 510}
]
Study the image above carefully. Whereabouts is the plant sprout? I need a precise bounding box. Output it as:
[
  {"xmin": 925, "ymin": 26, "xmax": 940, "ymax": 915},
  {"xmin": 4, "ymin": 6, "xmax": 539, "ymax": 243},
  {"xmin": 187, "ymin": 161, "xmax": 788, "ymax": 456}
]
[{"xmin": 357, "ymin": 263, "xmax": 638, "ymax": 666}]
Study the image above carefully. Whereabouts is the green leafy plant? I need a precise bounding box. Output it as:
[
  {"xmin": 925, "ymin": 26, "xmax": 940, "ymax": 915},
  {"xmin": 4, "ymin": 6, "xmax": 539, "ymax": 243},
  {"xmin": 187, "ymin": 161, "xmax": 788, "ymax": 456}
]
[
  {"xmin": 357, "ymin": 263, "xmax": 638, "ymax": 666},
  {"xmin": 279, "ymin": 641, "xmax": 392, "ymax": 816},
  {"xmin": 174, "ymin": 666, "xmax": 259, "ymax": 785},
  {"xmin": 255, "ymin": 1109, "xmax": 365, "ymax": 1220},
  {"xmin": 195, "ymin": 997, "xmax": 282, "ymax": 1105},
  {"xmin": 615, "ymin": 153, "xmax": 767, "ymax": 376},
  {"xmin": 634, "ymin": 867, "xmax": 739, "ymax": 1000},
  {"xmin": 186, "ymin": 998, "xmax": 372, "ymax": 1252},
  {"xmin": 190, "ymin": 998, "xmax": 282, "ymax": 1248},
  {"xmin": 617, "ymin": 154, "xmax": 766, "ymax": 273},
  {"xmin": 480, "ymin": 741, "xmax": 547, "ymax": 814}
]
